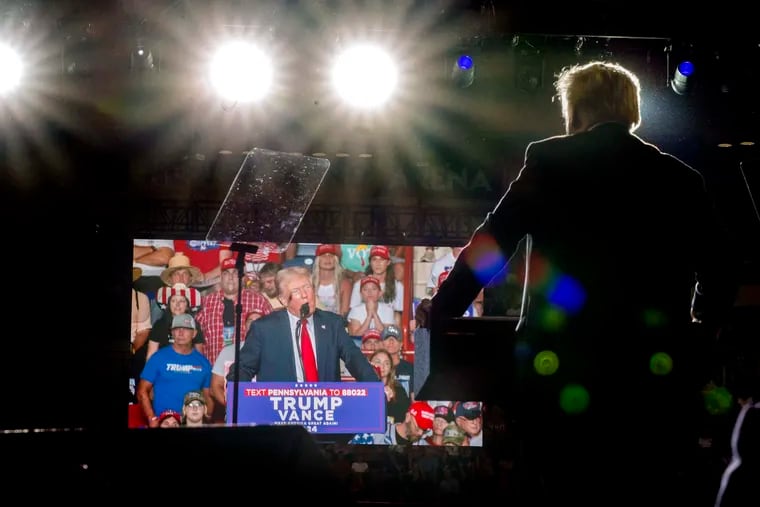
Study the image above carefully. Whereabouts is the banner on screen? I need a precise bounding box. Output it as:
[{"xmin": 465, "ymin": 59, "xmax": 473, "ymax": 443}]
[{"xmin": 227, "ymin": 382, "xmax": 386, "ymax": 434}]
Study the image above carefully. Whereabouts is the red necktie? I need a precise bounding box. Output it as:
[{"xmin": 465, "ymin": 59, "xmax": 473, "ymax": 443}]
[{"xmin": 300, "ymin": 320, "xmax": 319, "ymax": 382}]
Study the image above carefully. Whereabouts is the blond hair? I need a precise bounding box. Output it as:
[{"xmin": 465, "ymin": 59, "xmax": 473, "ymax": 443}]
[
  {"xmin": 276, "ymin": 266, "xmax": 311, "ymax": 300},
  {"xmin": 555, "ymin": 61, "xmax": 641, "ymax": 133},
  {"xmin": 311, "ymin": 257, "xmax": 346, "ymax": 312}
]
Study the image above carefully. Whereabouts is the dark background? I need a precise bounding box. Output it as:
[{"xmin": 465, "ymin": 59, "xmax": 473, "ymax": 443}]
[{"xmin": 1, "ymin": 0, "xmax": 757, "ymax": 432}]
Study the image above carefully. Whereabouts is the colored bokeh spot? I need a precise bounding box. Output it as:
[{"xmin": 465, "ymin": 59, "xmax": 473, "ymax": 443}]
[
  {"xmin": 534, "ymin": 350, "xmax": 559, "ymax": 376},
  {"xmin": 643, "ymin": 308, "xmax": 667, "ymax": 327},
  {"xmin": 527, "ymin": 253, "xmax": 551, "ymax": 290},
  {"xmin": 465, "ymin": 233, "xmax": 508, "ymax": 285},
  {"xmin": 649, "ymin": 352, "xmax": 673, "ymax": 375},
  {"xmin": 472, "ymin": 250, "xmax": 507, "ymax": 285},
  {"xmin": 539, "ymin": 306, "xmax": 566, "ymax": 331},
  {"xmin": 547, "ymin": 274, "xmax": 586, "ymax": 314},
  {"xmin": 703, "ymin": 386, "xmax": 733, "ymax": 415},
  {"xmin": 559, "ymin": 384, "xmax": 590, "ymax": 414}
]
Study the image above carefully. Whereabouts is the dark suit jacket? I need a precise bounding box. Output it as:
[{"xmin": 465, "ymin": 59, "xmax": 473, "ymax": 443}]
[
  {"xmin": 432, "ymin": 123, "xmax": 738, "ymax": 437},
  {"xmin": 229, "ymin": 309, "xmax": 378, "ymax": 383},
  {"xmin": 435, "ymin": 122, "xmax": 736, "ymax": 324}
]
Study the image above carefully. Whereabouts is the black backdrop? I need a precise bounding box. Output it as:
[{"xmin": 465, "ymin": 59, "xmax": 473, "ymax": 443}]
[{"xmin": 1, "ymin": 0, "xmax": 758, "ymax": 434}]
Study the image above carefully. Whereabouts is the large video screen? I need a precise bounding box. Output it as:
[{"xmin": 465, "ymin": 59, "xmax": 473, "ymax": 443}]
[{"xmin": 129, "ymin": 239, "xmax": 493, "ymax": 447}]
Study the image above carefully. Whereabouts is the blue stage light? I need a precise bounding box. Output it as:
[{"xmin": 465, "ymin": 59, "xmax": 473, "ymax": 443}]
[
  {"xmin": 671, "ymin": 60, "xmax": 694, "ymax": 95},
  {"xmin": 678, "ymin": 60, "xmax": 694, "ymax": 76},
  {"xmin": 457, "ymin": 55, "xmax": 473, "ymax": 70},
  {"xmin": 451, "ymin": 54, "xmax": 474, "ymax": 88}
]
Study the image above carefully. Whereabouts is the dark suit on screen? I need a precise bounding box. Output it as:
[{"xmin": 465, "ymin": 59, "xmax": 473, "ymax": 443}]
[{"xmin": 230, "ymin": 308, "xmax": 378, "ymax": 383}]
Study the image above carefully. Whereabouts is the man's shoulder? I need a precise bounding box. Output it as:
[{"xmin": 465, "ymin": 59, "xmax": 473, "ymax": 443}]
[
  {"xmin": 200, "ymin": 291, "xmax": 222, "ymax": 304},
  {"xmin": 527, "ymin": 126, "xmax": 693, "ymax": 171},
  {"xmin": 241, "ymin": 288, "xmax": 270, "ymax": 305},
  {"xmin": 526, "ymin": 133, "xmax": 571, "ymax": 153},
  {"xmin": 191, "ymin": 348, "xmax": 212, "ymax": 367},
  {"xmin": 152, "ymin": 345, "xmax": 174, "ymax": 360},
  {"xmin": 255, "ymin": 310, "xmax": 286, "ymax": 326},
  {"xmin": 529, "ymin": 122, "xmax": 639, "ymax": 150},
  {"xmin": 656, "ymin": 149, "xmax": 702, "ymax": 182},
  {"xmin": 526, "ymin": 130, "xmax": 614, "ymax": 163},
  {"xmin": 242, "ymin": 287, "xmax": 265, "ymax": 297},
  {"xmin": 214, "ymin": 345, "xmax": 235, "ymax": 365},
  {"xmin": 432, "ymin": 250, "xmax": 455, "ymax": 265}
]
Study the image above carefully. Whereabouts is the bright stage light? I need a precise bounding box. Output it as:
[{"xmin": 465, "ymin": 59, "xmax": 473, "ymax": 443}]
[
  {"xmin": 331, "ymin": 44, "xmax": 398, "ymax": 109},
  {"xmin": 0, "ymin": 43, "xmax": 23, "ymax": 95},
  {"xmin": 209, "ymin": 41, "xmax": 273, "ymax": 103}
]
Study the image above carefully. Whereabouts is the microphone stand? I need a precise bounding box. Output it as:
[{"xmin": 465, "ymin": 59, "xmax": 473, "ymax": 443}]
[
  {"xmin": 296, "ymin": 303, "xmax": 309, "ymax": 380},
  {"xmin": 230, "ymin": 243, "xmax": 258, "ymax": 425}
]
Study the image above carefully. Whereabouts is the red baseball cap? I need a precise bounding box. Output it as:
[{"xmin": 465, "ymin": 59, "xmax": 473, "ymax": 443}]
[
  {"xmin": 315, "ymin": 244, "xmax": 340, "ymax": 257},
  {"xmin": 221, "ymin": 257, "xmax": 237, "ymax": 271},
  {"xmin": 361, "ymin": 329, "xmax": 382, "ymax": 343},
  {"xmin": 158, "ymin": 410, "xmax": 181, "ymax": 425},
  {"xmin": 408, "ymin": 401, "xmax": 435, "ymax": 431},
  {"xmin": 369, "ymin": 245, "xmax": 390, "ymax": 260},
  {"xmin": 360, "ymin": 275, "xmax": 381, "ymax": 289}
]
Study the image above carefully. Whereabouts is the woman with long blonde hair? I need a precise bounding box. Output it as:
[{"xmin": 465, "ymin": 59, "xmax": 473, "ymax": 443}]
[{"xmin": 312, "ymin": 244, "xmax": 352, "ymax": 317}]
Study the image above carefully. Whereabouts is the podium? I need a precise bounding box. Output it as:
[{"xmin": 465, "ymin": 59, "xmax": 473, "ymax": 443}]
[
  {"xmin": 416, "ymin": 235, "xmax": 531, "ymax": 405},
  {"xmin": 415, "ymin": 316, "xmax": 522, "ymax": 405}
]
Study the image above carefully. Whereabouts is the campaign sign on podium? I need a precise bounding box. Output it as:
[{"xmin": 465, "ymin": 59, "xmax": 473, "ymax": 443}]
[{"xmin": 227, "ymin": 382, "xmax": 386, "ymax": 434}]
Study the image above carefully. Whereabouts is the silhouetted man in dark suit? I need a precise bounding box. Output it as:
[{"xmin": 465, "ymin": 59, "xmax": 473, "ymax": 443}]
[
  {"xmin": 430, "ymin": 61, "xmax": 738, "ymax": 506},
  {"xmin": 229, "ymin": 266, "xmax": 378, "ymax": 383}
]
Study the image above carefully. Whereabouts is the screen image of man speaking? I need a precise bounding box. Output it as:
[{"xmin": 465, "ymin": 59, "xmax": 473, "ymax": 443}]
[{"xmin": 228, "ymin": 266, "xmax": 378, "ymax": 383}]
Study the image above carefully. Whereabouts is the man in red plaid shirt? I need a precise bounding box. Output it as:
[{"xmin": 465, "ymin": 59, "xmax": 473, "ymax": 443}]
[{"xmin": 195, "ymin": 257, "xmax": 273, "ymax": 365}]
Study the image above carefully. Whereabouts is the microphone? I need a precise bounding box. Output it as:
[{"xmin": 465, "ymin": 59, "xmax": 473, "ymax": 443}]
[{"xmin": 300, "ymin": 302, "xmax": 310, "ymax": 319}]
